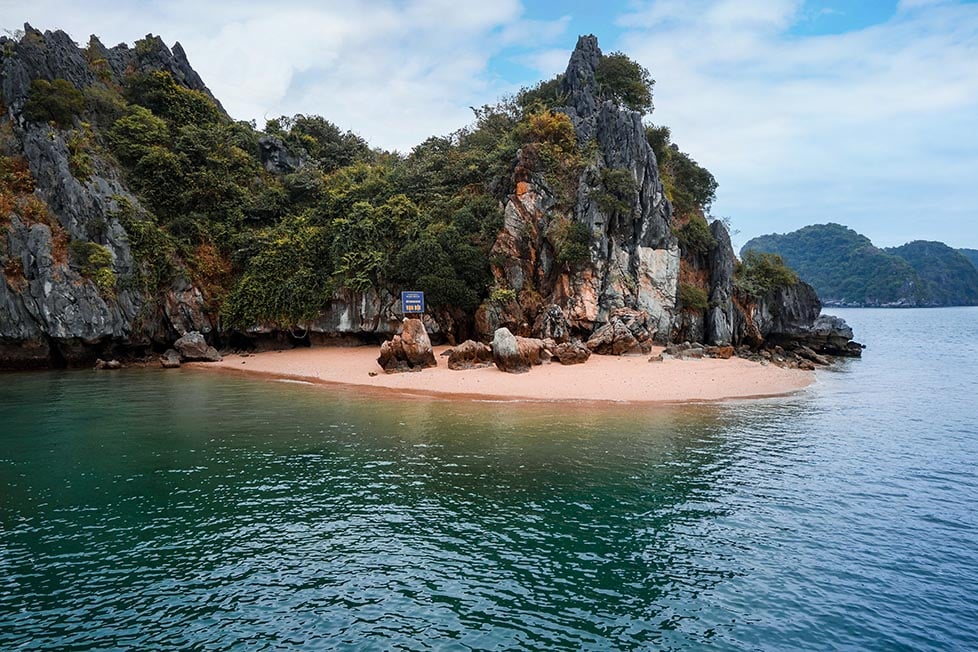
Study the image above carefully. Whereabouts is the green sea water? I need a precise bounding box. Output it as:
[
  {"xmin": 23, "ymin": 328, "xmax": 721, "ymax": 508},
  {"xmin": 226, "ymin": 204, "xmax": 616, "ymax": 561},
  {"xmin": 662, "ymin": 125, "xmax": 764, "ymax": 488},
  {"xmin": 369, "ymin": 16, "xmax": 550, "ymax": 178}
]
[{"xmin": 2, "ymin": 308, "xmax": 977, "ymax": 650}]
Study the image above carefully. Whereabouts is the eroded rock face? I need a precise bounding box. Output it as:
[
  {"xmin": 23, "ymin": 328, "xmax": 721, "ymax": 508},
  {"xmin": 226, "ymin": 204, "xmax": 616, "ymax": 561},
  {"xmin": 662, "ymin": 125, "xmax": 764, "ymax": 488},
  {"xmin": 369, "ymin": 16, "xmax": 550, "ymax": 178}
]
[
  {"xmin": 707, "ymin": 221, "xmax": 736, "ymax": 346},
  {"xmin": 258, "ymin": 136, "xmax": 307, "ymax": 175},
  {"xmin": 0, "ymin": 27, "xmax": 217, "ymax": 367},
  {"xmin": 586, "ymin": 308, "xmax": 654, "ymax": 355},
  {"xmin": 377, "ymin": 318, "xmax": 437, "ymax": 372},
  {"xmin": 534, "ymin": 304, "xmax": 572, "ymax": 343},
  {"xmin": 486, "ymin": 35, "xmax": 679, "ymax": 343},
  {"xmin": 164, "ymin": 278, "xmax": 212, "ymax": 336}
]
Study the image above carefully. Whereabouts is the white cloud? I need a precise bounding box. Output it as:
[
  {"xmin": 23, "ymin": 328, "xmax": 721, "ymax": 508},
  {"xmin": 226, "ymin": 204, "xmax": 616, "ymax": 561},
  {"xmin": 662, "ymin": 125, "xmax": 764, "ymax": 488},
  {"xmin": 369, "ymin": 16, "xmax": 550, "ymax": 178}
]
[{"xmin": 618, "ymin": 0, "xmax": 978, "ymax": 249}]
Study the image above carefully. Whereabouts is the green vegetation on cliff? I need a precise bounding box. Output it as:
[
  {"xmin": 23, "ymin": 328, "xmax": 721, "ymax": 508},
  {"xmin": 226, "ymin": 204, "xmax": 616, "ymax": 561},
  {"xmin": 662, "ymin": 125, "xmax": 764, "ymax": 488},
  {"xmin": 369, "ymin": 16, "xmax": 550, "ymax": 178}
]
[
  {"xmin": 6, "ymin": 30, "xmax": 727, "ymax": 336},
  {"xmin": 743, "ymin": 224, "xmax": 978, "ymax": 306},
  {"xmin": 646, "ymin": 124, "xmax": 717, "ymax": 258},
  {"xmin": 734, "ymin": 251, "xmax": 799, "ymax": 298}
]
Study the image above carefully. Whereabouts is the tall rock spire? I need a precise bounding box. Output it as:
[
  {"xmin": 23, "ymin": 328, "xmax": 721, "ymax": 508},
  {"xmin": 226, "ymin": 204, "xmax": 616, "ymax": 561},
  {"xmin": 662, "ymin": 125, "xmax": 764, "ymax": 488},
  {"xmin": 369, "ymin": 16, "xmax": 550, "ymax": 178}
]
[{"xmin": 560, "ymin": 34, "xmax": 602, "ymax": 121}]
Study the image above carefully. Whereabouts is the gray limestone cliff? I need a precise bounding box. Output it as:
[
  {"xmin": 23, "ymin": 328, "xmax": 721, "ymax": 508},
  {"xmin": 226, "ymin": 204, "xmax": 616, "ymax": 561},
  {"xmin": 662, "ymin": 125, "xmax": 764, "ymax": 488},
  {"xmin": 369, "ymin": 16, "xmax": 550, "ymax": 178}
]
[
  {"xmin": 484, "ymin": 35, "xmax": 678, "ymax": 342},
  {"xmin": 0, "ymin": 26, "xmax": 213, "ymax": 367},
  {"xmin": 481, "ymin": 35, "xmax": 856, "ymax": 356}
]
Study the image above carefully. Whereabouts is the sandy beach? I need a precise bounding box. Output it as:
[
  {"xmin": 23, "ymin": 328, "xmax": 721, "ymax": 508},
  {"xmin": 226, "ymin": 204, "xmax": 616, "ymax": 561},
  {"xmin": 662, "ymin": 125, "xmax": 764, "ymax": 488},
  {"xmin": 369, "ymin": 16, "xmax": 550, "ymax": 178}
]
[{"xmin": 194, "ymin": 345, "xmax": 814, "ymax": 403}]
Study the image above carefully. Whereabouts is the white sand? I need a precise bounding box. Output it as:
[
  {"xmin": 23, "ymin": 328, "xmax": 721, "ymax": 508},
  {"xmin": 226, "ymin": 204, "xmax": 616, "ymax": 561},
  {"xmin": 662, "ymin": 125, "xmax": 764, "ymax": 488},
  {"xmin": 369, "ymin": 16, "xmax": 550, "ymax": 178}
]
[{"xmin": 192, "ymin": 344, "xmax": 814, "ymax": 404}]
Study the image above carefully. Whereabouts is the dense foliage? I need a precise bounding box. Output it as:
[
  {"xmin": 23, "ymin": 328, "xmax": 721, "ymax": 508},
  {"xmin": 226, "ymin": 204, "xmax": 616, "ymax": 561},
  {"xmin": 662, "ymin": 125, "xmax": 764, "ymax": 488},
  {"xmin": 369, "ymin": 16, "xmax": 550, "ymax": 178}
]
[
  {"xmin": 647, "ymin": 125, "xmax": 717, "ymax": 218},
  {"xmin": 68, "ymin": 240, "xmax": 115, "ymax": 293},
  {"xmin": 38, "ymin": 50, "xmax": 530, "ymax": 330},
  {"xmin": 678, "ymin": 283, "xmax": 709, "ymax": 311},
  {"xmin": 734, "ymin": 251, "xmax": 799, "ymax": 298},
  {"xmin": 265, "ymin": 115, "xmax": 370, "ymax": 173},
  {"xmin": 741, "ymin": 224, "xmax": 935, "ymax": 305},
  {"xmin": 24, "ymin": 79, "xmax": 85, "ymax": 126},
  {"xmin": 646, "ymin": 125, "xmax": 719, "ymax": 259},
  {"xmin": 886, "ymin": 241, "xmax": 978, "ymax": 306},
  {"xmin": 596, "ymin": 52, "xmax": 654, "ymax": 114}
]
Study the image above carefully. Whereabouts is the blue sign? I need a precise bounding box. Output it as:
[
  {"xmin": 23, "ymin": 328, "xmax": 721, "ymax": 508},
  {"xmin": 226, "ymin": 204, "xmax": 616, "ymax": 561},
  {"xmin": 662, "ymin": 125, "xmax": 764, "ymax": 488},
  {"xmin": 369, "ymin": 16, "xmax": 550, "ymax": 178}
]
[{"xmin": 401, "ymin": 291, "xmax": 425, "ymax": 314}]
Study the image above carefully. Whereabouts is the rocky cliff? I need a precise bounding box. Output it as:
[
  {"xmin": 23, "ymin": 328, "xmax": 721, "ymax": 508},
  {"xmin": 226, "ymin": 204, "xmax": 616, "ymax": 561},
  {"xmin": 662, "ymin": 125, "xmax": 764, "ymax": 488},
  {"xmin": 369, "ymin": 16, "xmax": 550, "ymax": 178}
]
[
  {"xmin": 0, "ymin": 28, "xmax": 857, "ymax": 368},
  {"xmin": 478, "ymin": 36, "xmax": 853, "ymax": 355},
  {"xmin": 0, "ymin": 25, "xmax": 219, "ymax": 367},
  {"xmin": 481, "ymin": 35, "xmax": 678, "ymax": 341}
]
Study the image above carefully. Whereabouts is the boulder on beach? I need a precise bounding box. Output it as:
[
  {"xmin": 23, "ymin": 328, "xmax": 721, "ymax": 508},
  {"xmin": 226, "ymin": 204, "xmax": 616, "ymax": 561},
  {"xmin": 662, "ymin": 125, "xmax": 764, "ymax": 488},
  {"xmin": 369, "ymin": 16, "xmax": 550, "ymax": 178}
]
[
  {"xmin": 447, "ymin": 340, "xmax": 493, "ymax": 370},
  {"xmin": 377, "ymin": 318, "xmax": 437, "ymax": 372},
  {"xmin": 174, "ymin": 331, "xmax": 222, "ymax": 362},
  {"xmin": 491, "ymin": 328, "xmax": 553, "ymax": 373},
  {"xmin": 552, "ymin": 340, "xmax": 590, "ymax": 365},
  {"xmin": 492, "ymin": 327, "xmax": 529, "ymax": 373},
  {"xmin": 516, "ymin": 336, "xmax": 551, "ymax": 366}
]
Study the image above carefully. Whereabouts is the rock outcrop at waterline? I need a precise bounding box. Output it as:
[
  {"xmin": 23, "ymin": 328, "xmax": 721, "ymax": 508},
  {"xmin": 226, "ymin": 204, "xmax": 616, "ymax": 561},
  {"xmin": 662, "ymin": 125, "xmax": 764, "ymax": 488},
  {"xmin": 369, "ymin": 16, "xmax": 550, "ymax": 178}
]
[{"xmin": 0, "ymin": 25, "xmax": 217, "ymax": 368}]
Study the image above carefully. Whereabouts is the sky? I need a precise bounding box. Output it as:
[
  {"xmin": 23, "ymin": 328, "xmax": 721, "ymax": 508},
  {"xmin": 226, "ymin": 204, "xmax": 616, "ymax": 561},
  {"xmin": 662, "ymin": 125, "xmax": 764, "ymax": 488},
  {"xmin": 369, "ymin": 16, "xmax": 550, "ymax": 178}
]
[{"xmin": 2, "ymin": 0, "xmax": 977, "ymax": 251}]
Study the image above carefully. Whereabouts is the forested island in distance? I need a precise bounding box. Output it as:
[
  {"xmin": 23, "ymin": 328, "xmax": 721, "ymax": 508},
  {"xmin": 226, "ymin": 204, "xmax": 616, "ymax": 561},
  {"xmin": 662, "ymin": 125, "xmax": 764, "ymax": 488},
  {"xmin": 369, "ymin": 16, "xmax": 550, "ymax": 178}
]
[{"xmin": 743, "ymin": 223, "xmax": 978, "ymax": 307}]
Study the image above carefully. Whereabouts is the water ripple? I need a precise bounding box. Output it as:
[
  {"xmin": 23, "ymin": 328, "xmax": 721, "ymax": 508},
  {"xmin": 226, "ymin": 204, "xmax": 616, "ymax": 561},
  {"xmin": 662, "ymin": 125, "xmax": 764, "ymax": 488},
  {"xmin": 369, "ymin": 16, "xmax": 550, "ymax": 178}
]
[{"xmin": 1, "ymin": 307, "xmax": 977, "ymax": 650}]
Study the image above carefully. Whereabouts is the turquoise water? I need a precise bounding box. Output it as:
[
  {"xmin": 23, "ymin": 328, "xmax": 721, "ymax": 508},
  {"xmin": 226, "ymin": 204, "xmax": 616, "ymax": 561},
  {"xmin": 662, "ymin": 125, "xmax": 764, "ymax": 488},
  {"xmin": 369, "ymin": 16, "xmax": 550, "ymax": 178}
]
[{"xmin": 2, "ymin": 308, "xmax": 977, "ymax": 650}]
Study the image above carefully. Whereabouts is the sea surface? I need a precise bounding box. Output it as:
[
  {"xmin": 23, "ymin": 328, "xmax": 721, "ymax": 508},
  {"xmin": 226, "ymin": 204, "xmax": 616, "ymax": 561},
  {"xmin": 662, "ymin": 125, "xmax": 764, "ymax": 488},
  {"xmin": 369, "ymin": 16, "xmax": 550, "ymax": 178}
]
[{"xmin": 2, "ymin": 308, "xmax": 976, "ymax": 650}]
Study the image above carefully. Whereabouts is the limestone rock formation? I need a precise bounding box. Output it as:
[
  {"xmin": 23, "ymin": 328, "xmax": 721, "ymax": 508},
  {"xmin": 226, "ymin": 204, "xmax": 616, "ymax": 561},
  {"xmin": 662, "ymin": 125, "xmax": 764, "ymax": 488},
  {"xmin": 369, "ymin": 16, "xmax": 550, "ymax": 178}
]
[
  {"xmin": 174, "ymin": 331, "xmax": 221, "ymax": 362},
  {"xmin": 447, "ymin": 339, "xmax": 493, "ymax": 370},
  {"xmin": 706, "ymin": 220, "xmax": 736, "ymax": 345},
  {"xmin": 534, "ymin": 304, "xmax": 572, "ymax": 343},
  {"xmin": 552, "ymin": 340, "xmax": 591, "ymax": 365},
  {"xmin": 796, "ymin": 315, "xmax": 864, "ymax": 357},
  {"xmin": 377, "ymin": 318, "xmax": 437, "ymax": 372},
  {"xmin": 485, "ymin": 34, "xmax": 678, "ymax": 342},
  {"xmin": 586, "ymin": 308, "xmax": 654, "ymax": 355},
  {"xmin": 258, "ymin": 136, "xmax": 307, "ymax": 175},
  {"xmin": 0, "ymin": 26, "xmax": 217, "ymax": 367},
  {"xmin": 491, "ymin": 327, "xmax": 528, "ymax": 374},
  {"xmin": 0, "ymin": 27, "xmax": 860, "ymax": 368}
]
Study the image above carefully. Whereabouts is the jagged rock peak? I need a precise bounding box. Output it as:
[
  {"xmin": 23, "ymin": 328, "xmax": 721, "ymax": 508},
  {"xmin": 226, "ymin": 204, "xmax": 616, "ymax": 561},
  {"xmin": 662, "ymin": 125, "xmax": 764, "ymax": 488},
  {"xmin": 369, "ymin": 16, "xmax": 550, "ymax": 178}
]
[
  {"xmin": 0, "ymin": 25, "xmax": 224, "ymax": 115},
  {"xmin": 561, "ymin": 34, "xmax": 602, "ymax": 119}
]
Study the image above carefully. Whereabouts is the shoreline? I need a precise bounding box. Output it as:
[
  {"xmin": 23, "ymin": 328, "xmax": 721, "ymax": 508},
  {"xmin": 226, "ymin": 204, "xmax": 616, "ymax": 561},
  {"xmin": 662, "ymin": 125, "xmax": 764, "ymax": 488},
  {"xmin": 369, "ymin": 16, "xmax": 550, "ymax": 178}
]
[{"xmin": 190, "ymin": 345, "xmax": 815, "ymax": 405}]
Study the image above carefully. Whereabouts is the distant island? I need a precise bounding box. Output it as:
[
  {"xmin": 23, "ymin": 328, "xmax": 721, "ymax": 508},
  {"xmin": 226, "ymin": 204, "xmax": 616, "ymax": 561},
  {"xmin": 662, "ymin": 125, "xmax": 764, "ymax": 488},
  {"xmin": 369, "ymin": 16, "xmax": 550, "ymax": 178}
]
[{"xmin": 742, "ymin": 224, "xmax": 978, "ymax": 307}]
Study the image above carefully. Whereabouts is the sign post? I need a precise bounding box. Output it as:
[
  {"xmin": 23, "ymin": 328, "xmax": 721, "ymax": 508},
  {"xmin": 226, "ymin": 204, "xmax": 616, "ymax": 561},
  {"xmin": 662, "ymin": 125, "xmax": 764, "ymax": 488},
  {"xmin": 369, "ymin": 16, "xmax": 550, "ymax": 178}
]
[{"xmin": 401, "ymin": 291, "xmax": 425, "ymax": 315}]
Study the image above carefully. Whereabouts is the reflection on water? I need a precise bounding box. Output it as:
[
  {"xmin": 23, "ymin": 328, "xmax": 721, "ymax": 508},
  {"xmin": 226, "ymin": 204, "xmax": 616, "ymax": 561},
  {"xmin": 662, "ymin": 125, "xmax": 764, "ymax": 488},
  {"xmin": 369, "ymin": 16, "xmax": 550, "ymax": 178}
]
[{"xmin": 2, "ymin": 307, "xmax": 977, "ymax": 650}]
